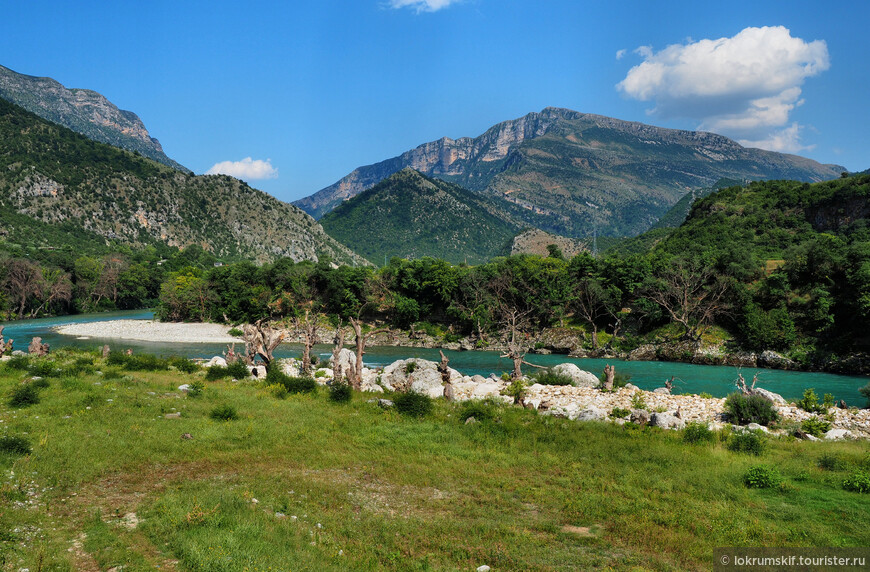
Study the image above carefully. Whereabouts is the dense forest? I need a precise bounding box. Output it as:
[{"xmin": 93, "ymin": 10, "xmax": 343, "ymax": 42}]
[{"xmin": 3, "ymin": 173, "xmax": 869, "ymax": 371}]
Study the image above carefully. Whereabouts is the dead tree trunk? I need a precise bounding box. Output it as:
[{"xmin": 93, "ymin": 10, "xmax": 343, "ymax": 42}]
[
  {"xmin": 296, "ymin": 313, "xmax": 319, "ymax": 376},
  {"xmin": 223, "ymin": 343, "xmax": 239, "ymax": 364},
  {"xmin": 0, "ymin": 327, "xmax": 12, "ymax": 357},
  {"xmin": 242, "ymin": 320, "xmax": 285, "ymax": 366},
  {"xmin": 101, "ymin": 345, "xmax": 110, "ymax": 359},
  {"xmin": 348, "ymin": 318, "xmax": 387, "ymax": 391},
  {"xmin": 603, "ymin": 364, "xmax": 615, "ymax": 391},
  {"xmin": 438, "ymin": 350, "xmax": 454, "ymax": 401},
  {"xmin": 735, "ymin": 372, "xmax": 760, "ymax": 395},
  {"xmin": 331, "ymin": 323, "xmax": 346, "ymax": 383},
  {"xmin": 28, "ymin": 337, "xmax": 49, "ymax": 356}
]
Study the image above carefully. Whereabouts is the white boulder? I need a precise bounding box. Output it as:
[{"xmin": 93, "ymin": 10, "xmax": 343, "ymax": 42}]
[{"xmin": 551, "ymin": 363, "xmax": 599, "ymax": 388}]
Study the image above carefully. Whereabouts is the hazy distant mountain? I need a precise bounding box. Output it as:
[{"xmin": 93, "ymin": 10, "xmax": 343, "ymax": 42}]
[
  {"xmin": 320, "ymin": 168, "xmax": 522, "ymax": 265},
  {"xmin": 0, "ymin": 64, "xmax": 189, "ymax": 172},
  {"xmin": 0, "ymin": 99, "xmax": 365, "ymax": 266},
  {"xmin": 296, "ymin": 107, "xmax": 844, "ymax": 237}
]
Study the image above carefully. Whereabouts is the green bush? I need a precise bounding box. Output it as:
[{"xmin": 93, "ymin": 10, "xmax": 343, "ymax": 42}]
[
  {"xmin": 226, "ymin": 360, "xmax": 250, "ymax": 379},
  {"xmin": 801, "ymin": 415, "xmax": 832, "ymax": 437},
  {"xmin": 209, "ymin": 404, "xmax": 239, "ymax": 421},
  {"xmin": 860, "ymin": 382, "xmax": 870, "ymax": 407},
  {"xmin": 796, "ymin": 388, "xmax": 828, "ymax": 414},
  {"xmin": 404, "ymin": 361, "xmax": 418, "ymax": 375},
  {"xmin": 187, "ymin": 379, "xmax": 205, "ymax": 398},
  {"xmin": 228, "ymin": 327, "xmax": 244, "ymax": 337},
  {"xmin": 458, "ymin": 399, "xmax": 501, "ymax": 422},
  {"xmin": 743, "ymin": 465, "xmax": 781, "ymax": 489},
  {"xmin": 610, "ymin": 407, "xmax": 630, "ymax": 419},
  {"xmin": 728, "ymin": 430, "xmax": 765, "ymax": 455},
  {"xmin": 4, "ymin": 356, "xmax": 30, "ymax": 370},
  {"xmin": 29, "ymin": 360, "xmax": 60, "ymax": 377},
  {"xmin": 170, "ymin": 356, "xmax": 200, "ymax": 374},
  {"xmin": 328, "ymin": 382, "xmax": 352, "ymax": 403},
  {"xmin": 699, "ymin": 392, "xmax": 713, "ymax": 399},
  {"xmin": 30, "ymin": 377, "xmax": 50, "ymax": 390},
  {"xmin": 8, "ymin": 384, "xmax": 40, "ymax": 408},
  {"xmin": 843, "ymin": 471, "xmax": 870, "ymax": 493},
  {"xmin": 598, "ymin": 371, "xmax": 631, "ymax": 391},
  {"xmin": 630, "ymin": 391, "xmax": 647, "ymax": 411},
  {"xmin": 314, "ymin": 370, "xmax": 326, "ymax": 378},
  {"xmin": 394, "ymin": 392, "xmax": 433, "ymax": 417},
  {"xmin": 502, "ymin": 378, "xmax": 527, "ymax": 404},
  {"xmin": 266, "ymin": 366, "xmax": 317, "ymax": 394},
  {"xmin": 108, "ymin": 352, "xmax": 169, "ymax": 372},
  {"xmin": 533, "ymin": 369, "xmax": 574, "ymax": 386},
  {"xmin": 0, "ymin": 435, "xmax": 31, "ymax": 455},
  {"xmin": 818, "ymin": 453, "xmax": 846, "ymax": 471},
  {"xmin": 205, "ymin": 365, "xmax": 230, "ymax": 381},
  {"xmin": 723, "ymin": 393, "xmax": 779, "ymax": 426},
  {"xmin": 683, "ymin": 422, "xmax": 715, "ymax": 444}
]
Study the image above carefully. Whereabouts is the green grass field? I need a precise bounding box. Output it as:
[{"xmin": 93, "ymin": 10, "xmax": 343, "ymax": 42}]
[{"xmin": 1, "ymin": 349, "xmax": 869, "ymax": 571}]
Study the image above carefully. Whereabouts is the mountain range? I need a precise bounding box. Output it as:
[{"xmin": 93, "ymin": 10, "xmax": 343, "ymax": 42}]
[
  {"xmin": 296, "ymin": 107, "xmax": 844, "ymax": 238},
  {"xmin": 0, "ymin": 64, "xmax": 188, "ymax": 172},
  {"xmin": 0, "ymin": 98, "xmax": 365, "ymax": 266}
]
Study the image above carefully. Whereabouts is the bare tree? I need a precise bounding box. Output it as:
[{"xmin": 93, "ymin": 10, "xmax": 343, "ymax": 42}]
[
  {"xmin": 5, "ymin": 259, "xmax": 44, "ymax": 319},
  {"xmin": 241, "ymin": 320, "xmax": 285, "ymax": 366},
  {"xmin": 293, "ymin": 310, "xmax": 320, "ymax": 376},
  {"xmin": 331, "ymin": 322, "xmax": 346, "ymax": 383},
  {"xmin": 573, "ymin": 277, "xmax": 610, "ymax": 349},
  {"xmin": 28, "ymin": 337, "xmax": 49, "ymax": 356},
  {"xmin": 222, "ymin": 343, "xmax": 239, "ymax": 364},
  {"xmin": 602, "ymin": 364, "xmax": 615, "ymax": 391},
  {"xmin": 30, "ymin": 268, "xmax": 72, "ymax": 317},
  {"xmin": 642, "ymin": 261, "xmax": 730, "ymax": 341},
  {"xmin": 735, "ymin": 371, "xmax": 760, "ymax": 395},
  {"xmin": 438, "ymin": 350, "xmax": 454, "ymax": 401},
  {"xmin": 347, "ymin": 317, "xmax": 387, "ymax": 391},
  {"xmin": 0, "ymin": 327, "xmax": 13, "ymax": 357},
  {"xmin": 499, "ymin": 306, "xmax": 533, "ymax": 380}
]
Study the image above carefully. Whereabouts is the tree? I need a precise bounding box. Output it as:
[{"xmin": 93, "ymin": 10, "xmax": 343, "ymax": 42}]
[
  {"xmin": 347, "ymin": 317, "xmax": 388, "ymax": 391},
  {"xmin": 293, "ymin": 309, "xmax": 320, "ymax": 375},
  {"xmin": 30, "ymin": 268, "xmax": 72, "ymax": 317},
  {"xmin": 241, "ymin": 320, "xmax": 285, "ymax": 366},
  {"xmin": 4, "ymin": 259, "xmax": 44, "ymax": 319}
]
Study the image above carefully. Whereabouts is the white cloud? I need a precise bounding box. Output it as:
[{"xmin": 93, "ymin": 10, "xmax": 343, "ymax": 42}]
[
  {"xmin": 615, "ymin": 49, "xmax": 627, "ymax": 60},
  {"xmin": 388, "ymin": 0, "xmax": 461, "ymax": 13},
  {"xmin": 206, "ymin": 157, "xmax": 278, "ymax": 180},
  {"xmin": 616, "ymin": 26, "xmax": 829, "ymax": 152},
  {"xmin": 739, "ymin": 123, "xmax": 814, "ymax": 154}
]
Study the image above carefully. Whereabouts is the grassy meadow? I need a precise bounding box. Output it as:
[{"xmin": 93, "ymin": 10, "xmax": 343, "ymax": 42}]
[{"xmin": 0, "ymin": 348, "xmax": 869, "ymax": 571}]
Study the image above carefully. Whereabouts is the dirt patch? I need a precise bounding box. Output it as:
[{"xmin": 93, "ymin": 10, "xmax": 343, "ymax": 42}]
[{"xmin": 561, "ymin": 524, "xmax": 602, "ymax": 537}]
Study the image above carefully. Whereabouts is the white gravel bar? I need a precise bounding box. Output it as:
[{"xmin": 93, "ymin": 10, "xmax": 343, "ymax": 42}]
[{"xmin": 54, "ymin": 320, "xmax": 238, "ymax": 344}]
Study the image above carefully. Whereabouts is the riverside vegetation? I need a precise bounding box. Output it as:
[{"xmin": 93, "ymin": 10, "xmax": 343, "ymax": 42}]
[{"xmin": 1, "ymin": 348, "xmax": 870, "ymax": 570}]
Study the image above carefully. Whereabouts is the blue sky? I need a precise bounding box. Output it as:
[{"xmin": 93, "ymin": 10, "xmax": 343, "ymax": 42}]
[{"xmin": 2, "ymin": 0, "xmax": 868, "ymax": 202}]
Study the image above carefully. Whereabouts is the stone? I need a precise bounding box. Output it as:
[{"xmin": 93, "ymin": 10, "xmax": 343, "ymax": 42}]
[
  {"xmin": 627, "ymin": 344, "xmax": 656, "ymax": 361},
  {"xmin": 576, "ymin": 407, "xmax": 607, "ymax": 422},
  {"xmin": 205, "ymin": 356, "xmax": 227, "ymax": 368},
  {"xmin": 164, "ymin": 412, "xmax": 181, "ymax": 419},
  {"xmin": 624, "ymin": 383, "xmax": 640, "ymax": 392},
  {"xmin": 477, "ymin": 566, "xmax": 491, "ymax": 572},
  {"xmin": 248, "ymin": 365, "xmax": 266, "ymax": 378},
  {"xmin": 630, "ymin": 409, "xmax": 650, "ymax": 425},
  {"xmin": 328, "ymin": 348, "xmax": 357, "ymax": 378},
  {"xmin": 181, "ymin": 433, "xmax": 194, "ymax": 440},
  {"xmin": 465, "ymin": 416, "xmax": 477, "ymax": 425},
  {"xmin": 753, "ymin": 388, "xmax": 787, "ymax": 406},
  {"xmin": 280, "ymin": 359, "xmax": 301, "ymax": 378},
  {"xmin": 649, "ymin": 412, "xmax": 685, "ymax": 430},
  {"xmin": 177, "ymin": 384, "xmax": 191, "ymax": 392},
  {"xmin": 379, "ymin": 359, "xmax": 458, "ymax": 398},
  {"xmin": 377, "ymin": 399, "xmax": 394, "ymax": 409},
  {"xmin": 471, "ymin": 382, "xmax": 501, "ymax": 399},
  {"xmin": 653, "ymin": 387, "xmax": 671, "ymax": 395},
  {"xmin": 746, "ymin": 423, "xmax": 769, "ymax": 433},
  {"xmin": 824, "ymin": 429, "xmax": 854, "ymax": 441},
  {"xmin": 551, "ymin": 363, "xmax": 600, "ymax": 387},
  {"xmin": 757, "ymin": 350, "xmax": 796, "ymax": 369}
]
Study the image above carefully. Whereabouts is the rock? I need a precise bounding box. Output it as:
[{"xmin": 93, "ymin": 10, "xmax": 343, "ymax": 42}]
[
  {"xmin": 328, "ymin": 348, "xmax": 357, "ymax": 378},
  {"xmin": 477, "ymin": 566, "xmax": 491, "ymax": 572},
  {"xmin": 280, "ymin": 359, "xmax": 301, "ymax": 378},
  {"xmin": 551, "ymin": 363, "xmax": 599, "ymax": 387},
  {"xmin": 653, "ymin": 387, "xmax": 671, "ymax": 395},
  {"xmin": 377, "ymin": 399, "xmax": 394, "ymax": 409},
  {"xmin": 824, "ymin": 429, "xmax": 854, "ymax": 441},
  {"xmin": 576, "ymin": 407, "xmax": 607, "ymax": 422},
  {"xmin": 380, "ymin": 359, "xmax": 457, "ymax": 398},
  {"xmin": 164, "ymin": 412, "xmax": 181, "ymax": 419},
  {"xmin": 753, "ymin": 388, "xmax": 787, "ymax": 405},
  {"xmin": 11, "ymin": 350, "xmax": 25, "ymax": 357},
  {"xmin": 177, "ymin": 384, "xmax": 191, "ymax": 392},
  {"xmin": 248, "ymin": 365, "xmax": 266, "ymax": 378},
  {"xmin": 471, "ymin": 382, "xmax": 501, "ymax": 399},
  {"xmin": 757, "ymin": 350, "xmax": 796, "ymax": 369},
  {"xmin": 205, "ymin": 356, "xmax": 227, "ymax": 368},
  {"xmin": 805, "ymin": 433, "xmax": 820, "ymax": 442},
  {"xmin": 649, "ymin": 412, "xmax": 685, "ymax": 430},
  {"xmin": 181, "ymin": 433, "xmax": 194, "ymax": 440},
  {"xmin": 465, "ymin": 416, "xmax": 477, "ymax": 425},
  {"xmin": 627, "ymin": 344, "xmax": 656, "ymax": 361},
  {"xmin": 630, "ymin": 409, "xmax": 650, "ymax": 426},
  {"xmin": 275, "ymin": 512, "xmax": 287, "ymax": 519},
  {"xmin": 315, "ymin": 368, "xmax": 333, "ymax": 382},
  {"xmin": 624, "ymin": 383, "xmax": 640, "ymax": 392},
  {"xmin": 745, "ymin": 423, "xmax": 769, "ymax": 433}
]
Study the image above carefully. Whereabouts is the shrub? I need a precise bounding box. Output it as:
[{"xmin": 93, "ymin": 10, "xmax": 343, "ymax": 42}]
[
  {"xmin": 29, "ymin": 360, "xmax": 60, "ymax": 377},
  {"xmin": 266, "ymin": 383, "xmax": 288, "ymax": 399},
  {"xmin": 699, "ymin": 392, "xmax": 713, "ymax": 399},
  {"xmin": 801, "ymin": 415, "xmax": 832, "ymax": 437},
  {"xmin": 630, "ymin": 391, "xmax": 647, "ymax": 411},
  {"xmin": 187, "ymin": 379, "xmax": 205, "ymax": 398},
  {"xmin": 534, "ymin": 369, "xmax": 574, "ymax": 386},
  {"xmin": 598, "ymin": 371, "xmax": 631, "ymax": 391},
  {"xmin": 314, "ymin": 370, "xmax": 326, "ymax": 378},
  {"xmin": 860, "ymin": 382, "xmax": 870, "ymax": 407},
  {"xmin": 728, "ymin": 430, "xmax": 765, "ymax": 455},
  {"xmin": 394, "ymin": 392, "xmax": 433, "ymax": 417},
  {"xmin": 502, "ymin": 378, "xmax": 527, "ymax": 404},
  {"xmin": 5, "ymin": 356, "xmax": 30, "ymax": 370},
  {"xmin": 108, "ymin": 352, "xmax": 169, "ymax": 372},
  {"xmin": 0, "ymin": 435, "xmax": 31, "ymax": 455},
  {"xmin": 209, "ymin": 404, "xmax": 239, "ymax": 421},
  {"xmin": 205, "ymin": 365, "xmax": 230, "ymax": 381},
  {"xmin": 610, "ymin": 407, "xmax": 630, "ymax": 419},
  {"xmin": 170, "ymin": 356, "xmax": 200, "ymax": 374},
  {"xmin": 818, "ymin": 453, "xmax": 846, "ymax": 471},
  {"xmin": 404, "ymin": 361, "xmax": 418, "ymax": 375},
  {"xmin": 8, "ymin": 384, "xmax": 40, "ymax": 408},
  {"xmin": 30, "ymin": 377, "xmax": 50, "ymax": 390},
  {"xmin": 743, "ymin": 465, "xmax": 781, "ymax": 489},
  {"xmin": 843, "ymin": 471, "xmax": 870, "ymax": 493},
  {"xmin": 226, "ymin": 360, "xmax": 250, "ymax": 379},
  {"xmin": 266, "ymin": 367, "xmax": 317, "ymax": 394},
  {"xmin": 683, "ymin": 422, "xmax": 715, "ymax": 444},
  {"xmin": 228, "ymin": 327, "xmax": 244, "ymax": 337},
  {"xmin": 458, "ymin": 399, "xmax": 501, "ymax": 422},
  {"xmin": 328, "ymin": 382, "xmax": 352, "ymax": 403},
  {"xmin": 723, "ymin": 393, "xmax": 779, "ymax": 426},
  {"xmin": 796, "ymin": 388, "xmax": 827, "ymax": 414}
]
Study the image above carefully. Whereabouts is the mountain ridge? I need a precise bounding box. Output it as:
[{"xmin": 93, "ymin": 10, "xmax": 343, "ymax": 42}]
[{"xmin": 296, "ymin": 107, "xmax": 844, "ymax": 237}]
